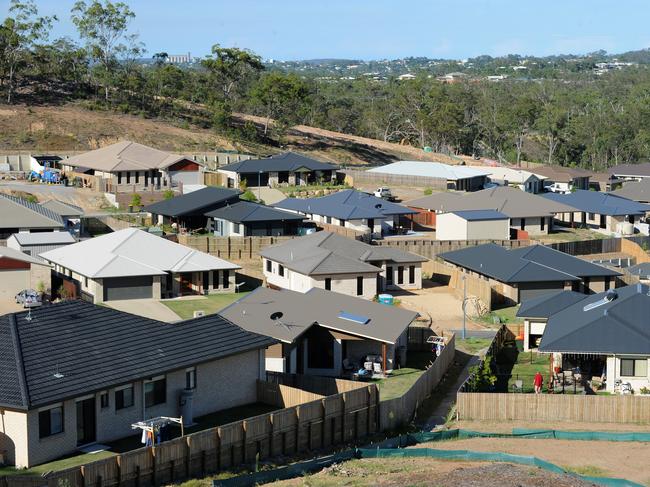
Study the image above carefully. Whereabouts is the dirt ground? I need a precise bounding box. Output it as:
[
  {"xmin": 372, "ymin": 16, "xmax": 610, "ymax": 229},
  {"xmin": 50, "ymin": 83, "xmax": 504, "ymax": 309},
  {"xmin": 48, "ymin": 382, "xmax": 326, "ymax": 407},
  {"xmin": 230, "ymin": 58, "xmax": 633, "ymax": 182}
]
[
  {"xmin": 270, "ymin": 458, "xmax": 598, "ymax": 486},
  {"xmin": 0, "ymin": 180, "xmax": 106, "ymax": 211}
]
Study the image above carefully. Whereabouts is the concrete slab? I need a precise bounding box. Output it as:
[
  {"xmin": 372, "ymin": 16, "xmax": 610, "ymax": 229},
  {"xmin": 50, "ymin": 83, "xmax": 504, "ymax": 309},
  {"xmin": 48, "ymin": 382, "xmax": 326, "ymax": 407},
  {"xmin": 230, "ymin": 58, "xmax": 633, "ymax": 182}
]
[
  {"xmin": 105, "ymin": 298, "xmax": 181, "ymax": 322},
  {"xmin": 0, "ymin": 300, "xmax": 24, "ymax": 315}
]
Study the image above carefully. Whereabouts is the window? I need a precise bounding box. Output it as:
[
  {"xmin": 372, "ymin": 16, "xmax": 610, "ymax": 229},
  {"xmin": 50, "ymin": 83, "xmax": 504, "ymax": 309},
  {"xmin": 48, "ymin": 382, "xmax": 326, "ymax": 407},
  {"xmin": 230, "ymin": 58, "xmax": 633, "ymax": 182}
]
[
  {"xmin": 339, "ymin": 219, "xmax": 346, "ymax": 227},
  {"xmin": 115, "ymin": 385, "xmax": 134, "ymax": 410},
  {"xmin": 39, "ymin": 405, "xmax": 63, "ymax": 438},
  {"xmin": 135, "ymin": 171, "xmax": 140, "ymax": 184},
  {"xmin": 386, "ymin": 266, "xmax": 393, "ymax": 285},
  {"xmin": 186, "ymin": 367, "xmax": 197, "ymax": 389},
  {"xmin": 520, "ymin": 218, "xmax": 526, "ymax": 230},
  {"xmin": 117, "ymin": 172, "xmax": 122, "ymax": 184},
  {"xmin": 589, "ymin": 213, "xmax": 595, "ymax": 220},
  {"xmin": 409, "ymin": 265, "xmax": 415, "ymax": 284},
  {"xmin": 540, "ymin": 217, "xmax": 545, "ymax": 231},
  {"xmin": 233, "ymin": 223, "xmax": 241, "ymax": 234},
  {"xmin": 325, "ymin": 277, "xmax": 331, "ymax": 291},
  {"xmin": 144, "ymin": 172, "xmax": 148, "ymax": 187},
  {"xmin": 126, "ymin": 172, "xmax": 131, "ymax": 184},
  {"xmin": 212, "ymin": 270, "xmax": 220, "ymax": 289},
  {"xmin": 278, "ymin": 265, "xmax": 284, "ymax": 277},
  {"xmin": 326, "ymin": 216, "xmax": 332, "ymax": 224},
  {"xmin": 84, "ymin": 276, "xmax": 88, "ymax": 288},
  {"xmin": 100, "ymin": 392, "xmax": 109, "ymax": 409},
  {"xmin": 144, "ymin": 376, "xmax": 166, "ymax": 408},
  {"xmin": 620, "ymin": 359, "xmax": 648, "ymax": 378},
  {"xmin": 397, "ymin": 266, "xmax": 404, "ymax": 285},
  {"xmin": 356, "ymin": 276, "xmax": 363, "ymax": 296},
  {"xmin": 24, "ymin": 250, "xmax": 31, "ymax": 256},
  {"xmin": 223, "ymin": 270, "xmax": 230, "ymax": 288},
  {"xmin": 266, "ymin": 259, "xmax": 272, "ymax": 272}
]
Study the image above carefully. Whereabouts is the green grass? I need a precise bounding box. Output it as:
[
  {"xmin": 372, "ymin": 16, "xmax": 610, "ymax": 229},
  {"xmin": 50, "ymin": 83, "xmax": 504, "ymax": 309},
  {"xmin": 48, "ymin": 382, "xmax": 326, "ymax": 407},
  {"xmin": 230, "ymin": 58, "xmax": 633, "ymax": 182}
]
[
  {"xmin": 373, "ymin": 351, "xmax": 436, "ymax": 401},
  {"xmin": 563, "ymin": 465, "xmax": 609, "ymax": 477},
  {"xmin": 456, "ymin": 337, "xmax": 493, "ymax": 355},
  {"xmin": 506, "ymin": 350, "xmax": 549, "ymax": 393},
  {"xmin": 0, "ymin": 450, "xmax": 116, "ymax": 476},
  {"xmin": 479, "ymin": 305, "xmax": 522, "ymax": 326},
  {"xmin": 161, "ymin": 292, "xmax": 250, "ymax": 319},
  {"xmin": 532, "ymin": 226, "xmax": 607, "ymax": 243}
]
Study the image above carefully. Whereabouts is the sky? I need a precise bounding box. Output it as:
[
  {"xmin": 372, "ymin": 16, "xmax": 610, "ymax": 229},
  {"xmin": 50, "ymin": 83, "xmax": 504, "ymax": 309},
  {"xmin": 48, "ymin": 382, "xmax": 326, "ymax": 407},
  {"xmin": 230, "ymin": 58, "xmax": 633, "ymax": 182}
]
[{"xmin": 7, "ymin": 0, "xmax": 650, "ymax": 61}]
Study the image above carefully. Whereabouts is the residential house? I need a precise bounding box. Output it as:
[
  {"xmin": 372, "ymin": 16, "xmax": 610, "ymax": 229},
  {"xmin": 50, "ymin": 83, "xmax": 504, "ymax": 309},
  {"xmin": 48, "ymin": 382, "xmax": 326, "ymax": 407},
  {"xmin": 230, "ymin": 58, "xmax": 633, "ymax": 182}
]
[
  {"xmin": 435, "ymin": 210, "xmax": 510, "ymax": 241},
  {"xmin": 217, "ymin": 152, "xmax": 338, "ymax": 188},
  {"xmin": 0, "ymin": 246, "xmax": 51, "ymax": 302},
  {"xmin": 0, "ymin": 300, "xmax": 275, "ymax": 467},
  {"xmin": 40, "ymin": 228, "xmax": 240, "ymax": 303},
  {"xmin": 533, "ymin": 165, "xmax": 592, "ymax": 191},
  {"xmin": 273, "ymin": 189, "xmax": 416, "ymax": 236},
  {"xmin": 439, "ymin": 243, "xmax": 620, "ymax": 304},
  {"xmin": 220, "ymin": 287, "xmax": 418, "ymax": 377},
  {"xmin": 144, "ymin": 186, "xmax": 241, "ymax": 231},
  {"xmin": 7, "ymin": 232, "xmax": 76, "ymax": 262},
  {"xmin": 367, "ymin": 161, "xmax": 489, "ymax": 191},
  {"xmin": 407, "ymin": 186, "xmax": 575, "ymax": 236},
  {"xmin": 206, "ymin": 201, "xmax": 306, "ymax": 237},
  {"xmin": 612, "ymin": 179, "xmax": 650, "ymax": 203},
  {"xmin": 260, "ymin": 231, "xmax": 426, "ymax": 299},
  {"xmin": 538, "ymin": 284, "xmax": 650, "ymax": 394},
  {"xmin": 624, "ymin": 262, "xmax": 650, "ymax": 282},
  {"xmin": 542, "ymin": 190, "xmax": 650, "ymax": 234},
  {"xmin": 608, "ymin": 162, "xmax": 650, "ymax": 182},
  {"xmin": 516, "ymin": 290, "xmax": 588, "ymax": 351},
  {"xmin": 479, "ymin": 166, "xmax": 546, "ymax": 193},
  {"xmin": 0, "ymin": 194, "xmax": 65, "ymax": 239}
]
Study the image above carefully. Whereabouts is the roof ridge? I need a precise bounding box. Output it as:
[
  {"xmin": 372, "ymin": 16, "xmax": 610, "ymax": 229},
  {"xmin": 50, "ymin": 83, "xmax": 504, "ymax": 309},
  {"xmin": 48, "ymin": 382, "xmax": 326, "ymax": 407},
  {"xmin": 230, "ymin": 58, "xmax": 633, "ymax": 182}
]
[
  {"xmin": 306, "ymin": 249, "xmax": 336, "ymax": 274},
  {"xmin": 9, "ymin": 314, "xmax": 30, "ymax": 408}
]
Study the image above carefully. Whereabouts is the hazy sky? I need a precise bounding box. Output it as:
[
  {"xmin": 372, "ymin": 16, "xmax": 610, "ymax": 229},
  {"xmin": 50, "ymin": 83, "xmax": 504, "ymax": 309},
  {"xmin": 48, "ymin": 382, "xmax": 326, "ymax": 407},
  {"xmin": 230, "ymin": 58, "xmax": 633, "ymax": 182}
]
[{"xmin": 13, "ymin": 0, "xmax": 650, "ymax": 60}]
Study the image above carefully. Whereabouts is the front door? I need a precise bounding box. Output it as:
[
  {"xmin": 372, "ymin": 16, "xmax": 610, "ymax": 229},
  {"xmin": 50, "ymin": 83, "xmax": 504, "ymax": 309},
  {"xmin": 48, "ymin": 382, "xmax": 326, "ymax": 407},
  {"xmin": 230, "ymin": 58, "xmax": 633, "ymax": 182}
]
[
  {"xmin": 76, "ymin": 397, "xmax": 96, "ymax": 445},
  {"xmin": 600, "ymin": 214, "xmax": 606, "ymax": 229}
]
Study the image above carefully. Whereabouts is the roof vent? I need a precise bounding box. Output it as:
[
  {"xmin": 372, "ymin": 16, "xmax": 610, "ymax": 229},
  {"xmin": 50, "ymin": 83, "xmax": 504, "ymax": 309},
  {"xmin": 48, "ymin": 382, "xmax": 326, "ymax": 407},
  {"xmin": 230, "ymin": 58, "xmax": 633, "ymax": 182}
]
[
  {"xmin": 374, "ymin": 203, "xmax": 382, "ymax": 209},
  {"xmin": 583, "ymin": 290, "xmax": 617, "ymax": 312},
  {"xmin": 270, "ymin": 311, "xmax": 284, "ymax": 321}
]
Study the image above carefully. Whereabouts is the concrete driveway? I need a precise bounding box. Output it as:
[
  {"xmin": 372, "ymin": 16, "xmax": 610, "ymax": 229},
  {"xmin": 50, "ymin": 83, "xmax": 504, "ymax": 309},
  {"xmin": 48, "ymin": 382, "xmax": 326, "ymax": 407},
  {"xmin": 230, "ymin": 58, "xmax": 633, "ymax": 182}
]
[
  {"xmin": 0, "ymin": 300, "xmax": 24, "ymax": 315},
  {"xmin": 105, "ymin": 299, "xmax": 181, "ymax": 322}
]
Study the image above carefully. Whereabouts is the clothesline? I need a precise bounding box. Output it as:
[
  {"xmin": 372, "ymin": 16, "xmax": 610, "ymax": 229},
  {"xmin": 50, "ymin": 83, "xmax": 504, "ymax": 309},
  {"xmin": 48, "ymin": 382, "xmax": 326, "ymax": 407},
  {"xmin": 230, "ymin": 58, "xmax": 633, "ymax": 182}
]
[{"xmin": 132, "ymin": 416, "xmax": 184, "ymax": 446}]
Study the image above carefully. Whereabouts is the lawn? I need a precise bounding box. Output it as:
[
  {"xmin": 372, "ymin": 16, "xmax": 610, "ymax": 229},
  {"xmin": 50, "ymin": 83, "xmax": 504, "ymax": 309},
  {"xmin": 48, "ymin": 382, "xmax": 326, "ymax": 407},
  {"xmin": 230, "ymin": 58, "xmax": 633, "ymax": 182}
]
[
  {"xmin": 0, "ymin": 450, "xmax": 117, "ymax": 476},
  {"xmin": 456, "ymin": 337, "xmax": 493, "ymax": 355},
  {"xmin": 532, "ymin": 226, "xmax": 607, "ymax": 243},
  {"xmin": 479, "ymin": 304, "xmax": 522, "ymax": 327},
  {"xmin": 506, "ymin": 349, "xmax": 550, "ymax": 393},
  {"xmin": 373, "ymin": 351, "xmax": 437, "ymax": 401},
  {"xmin": 161, "ymin": 292, "xmax": 250, "ymax": 319}
]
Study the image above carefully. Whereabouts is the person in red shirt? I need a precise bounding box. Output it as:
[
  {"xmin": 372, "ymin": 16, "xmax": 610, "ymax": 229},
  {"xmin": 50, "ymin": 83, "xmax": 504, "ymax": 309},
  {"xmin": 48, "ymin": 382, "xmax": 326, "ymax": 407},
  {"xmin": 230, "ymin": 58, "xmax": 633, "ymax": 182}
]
[{"xmin": 534, "ymin": 371, "xmax": 544, "ymax": 394}]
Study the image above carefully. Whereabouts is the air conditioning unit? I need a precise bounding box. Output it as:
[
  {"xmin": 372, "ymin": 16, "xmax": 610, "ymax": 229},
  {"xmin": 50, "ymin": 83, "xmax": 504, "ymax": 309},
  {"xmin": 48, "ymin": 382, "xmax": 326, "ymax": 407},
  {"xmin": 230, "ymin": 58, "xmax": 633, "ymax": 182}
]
[{"xmin": 193, "ymin": 310, "xmax": 205, "ymax": 318}]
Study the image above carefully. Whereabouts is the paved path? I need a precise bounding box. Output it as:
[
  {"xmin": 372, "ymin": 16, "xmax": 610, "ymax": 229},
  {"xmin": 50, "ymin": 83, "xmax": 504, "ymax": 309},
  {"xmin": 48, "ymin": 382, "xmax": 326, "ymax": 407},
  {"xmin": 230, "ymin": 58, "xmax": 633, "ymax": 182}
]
[
  {"xmin": 250, "ymin": 186, "xmax": 286, "ymax": 205},
  {"xmin": 105, "ymin": 299, "xmax": 181, "ymax": 322}
]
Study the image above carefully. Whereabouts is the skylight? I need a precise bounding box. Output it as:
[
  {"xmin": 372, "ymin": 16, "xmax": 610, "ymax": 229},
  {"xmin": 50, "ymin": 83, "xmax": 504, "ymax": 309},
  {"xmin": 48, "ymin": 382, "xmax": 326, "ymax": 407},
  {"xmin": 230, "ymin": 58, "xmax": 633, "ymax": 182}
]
[{"xmin": 338, "ymin": 311, "xmax": 370, "ymax": 324}]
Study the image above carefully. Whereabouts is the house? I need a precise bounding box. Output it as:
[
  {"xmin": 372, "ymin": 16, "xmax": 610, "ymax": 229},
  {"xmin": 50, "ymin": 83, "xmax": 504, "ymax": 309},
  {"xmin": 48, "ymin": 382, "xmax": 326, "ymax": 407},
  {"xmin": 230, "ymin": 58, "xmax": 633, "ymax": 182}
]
[
  {"xmin": 625, "ymin": 262, "xmax": 650, "ymax": 282},
  {"xmin": 367, "ymin": 161, "xmax": 489, "ymax": 191},
  {"xmin": 479, "ymin": 166, "xmax": 546, "ymax": 193},
  {"xmin": 612, "ymin": 179, "xmax": 650, "ymax": 203},
  {"xmin": 435, "ymin": 210, "xmax": 510, "ymax": 241},
  {"xmin": 206, "ymin": 201, "xmax": 306, "ymax": 237},
  {"xmin": 439, "ymin": 243, "xmax": 620, "ymax": 304},
  {"xmin": 220, "ymin": 287, "xmax": 418, "ymax": 377},
  {"xmin": 144, "ymin": 186, "xmax": 241, "ymax": 231},
  {"xmin": 7, "ymin": 231, "xmax": 76, "ymax": 262},
  {"xmin": 0, "ymin": 193, "xmax": 65, "ymax": 239},
  {"xmin": 542, "ymin": 190, "xmax": 650, "ymax": 234},
  {"xmin": 407, "ymin": 186, "xmax": 575, "ymax": 236},
  {"xmin": 217, "ymin": 152, "xmax": 339, "ymax": 188},
  {"xmin": 273, "ymin": 189, "xmax": 416, "ymax": 236},
  {"xmin": 39, "ymin": 228, "xmax": 240, "ymax": 303},
  {"xmin": 516, "ymin": 290, "xmax": 588, "ymax": 351},
  {"xmin": 260, "ymin": 231, "xmax": 426, "ymax": 299},
  {"xmin": 533, "ymin": 165, "xmax": 592, "ymax": 191},
  {"xmin": 0, "ymin": 246, "xmax": 51, "ymax": 302},
  {"xmin": 608, "ymin": 162, "xmax": 650, "ymax": 182},
  {"xmin": 538, "ymin": 284, "xmax": 650, "ymax": 394},
  {"xmin": 61, "ymin": 141, "xmax": 204, "ymax": 193},
  {"xmin": 0, "ymin": 300, "xmax": 275, "ymax": 467},
  {"xmin": 39, "ymin": 200, "xmax": 84, "ymax": 235}
]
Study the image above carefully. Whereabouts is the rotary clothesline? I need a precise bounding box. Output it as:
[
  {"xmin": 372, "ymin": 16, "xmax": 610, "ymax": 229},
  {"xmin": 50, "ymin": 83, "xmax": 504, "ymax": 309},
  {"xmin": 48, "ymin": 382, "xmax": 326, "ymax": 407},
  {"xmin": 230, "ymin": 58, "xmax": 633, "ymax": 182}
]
[{"xmin": 132, "ymin": 416, "xmax": 184, "ymax": 446}]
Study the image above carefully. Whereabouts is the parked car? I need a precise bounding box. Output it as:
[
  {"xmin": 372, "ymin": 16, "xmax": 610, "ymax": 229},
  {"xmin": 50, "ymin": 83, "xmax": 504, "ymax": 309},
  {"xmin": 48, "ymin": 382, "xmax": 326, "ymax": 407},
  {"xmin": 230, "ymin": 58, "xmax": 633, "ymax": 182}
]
[
  {"xmin": 544, "ymin": 182, "xmax": 571, "ymax": 194},
  {"xmin": 374, "ymin": 187, "xmax": 396, "ymax": 201},
  {"xmin": 15, "ymin": 289, "xmax": 42, "ymax": 308}
]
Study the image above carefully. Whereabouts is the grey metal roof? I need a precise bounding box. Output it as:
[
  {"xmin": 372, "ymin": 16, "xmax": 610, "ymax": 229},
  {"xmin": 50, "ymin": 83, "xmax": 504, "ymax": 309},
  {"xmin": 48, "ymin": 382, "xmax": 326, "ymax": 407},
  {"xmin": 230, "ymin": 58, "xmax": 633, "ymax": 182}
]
[
  {"xmin": 452, "ymin": 210, "xmax": 508, "ymax": 221},
  {"xmin": 626, "ymin": 262, "xmax": 650, "ymax": 279},
  {"xmin": 205, "ymin": 201, "xmax": 306, "ymax": 223},
  {"xmin": 273, "ymin": 189, "xmax": 416, "ymax": 220},
  {"xmin": 260, "ymin": 231, "xmax": 426, "ymax": 276},
  {"xmin": 10, "ymin": 231, "xmax": 76, "ymax": 246},
  {"xmin": 407, "ymin": 186, "xmax": 575, "ymax": 219},
  {"xmin": 541, "ymin": 190, "xmax": 650, "ymax": 216},
  {"xmin": 219, "ymin": 287, "xmax": 418, "ymax": 345},
  {"xmin": 144, "ymin": 187, "xmax": 241, "ymax": 217},
  {"xmin": 516, "ymin": 290, "xmax": 587, "ymax": 319},
  {"xmin": 539, "ymin": 284, "xmax": 650, "ymax": 354},
  {"xmin": 0, "ymin": 300, "xmax": 276, "ymax": 410},
  {"xmin": 608, "ymin": 162, "xmax": 650, "ymax": 178},
  {"xmin": 612, "ymin": 180, "xmax": 650, "ymax": 202},
  {"xmin": 439, "ymin": 243, "xmax": 619, "ymax": 284},
  {"xmin": 219, "ymin": 152, "xmax": 338, "ymax": 173},
  {"xmin": 40, "ymin": 200, "xmax": 84, "ymax": 217},
  {"xmin": 0, "ymin": 194, "xmax": 64, "ymax": 229}
]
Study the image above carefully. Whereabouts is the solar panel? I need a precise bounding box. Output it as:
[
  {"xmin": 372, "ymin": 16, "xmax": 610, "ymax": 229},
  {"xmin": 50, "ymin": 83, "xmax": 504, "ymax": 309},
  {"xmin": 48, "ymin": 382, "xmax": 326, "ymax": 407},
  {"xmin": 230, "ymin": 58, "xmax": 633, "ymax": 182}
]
[{"xmin": 338, "ymin": 311, "xmax": 370, "ymax": 324}]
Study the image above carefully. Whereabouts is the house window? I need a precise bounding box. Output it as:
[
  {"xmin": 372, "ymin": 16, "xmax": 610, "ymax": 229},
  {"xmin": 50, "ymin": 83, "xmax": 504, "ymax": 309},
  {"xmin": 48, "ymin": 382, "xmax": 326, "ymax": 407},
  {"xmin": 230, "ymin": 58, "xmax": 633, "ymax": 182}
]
[
  {"xmin": 266, "ymin": 260, "xmax": 272, "ymax": 272},
  {"xmin": 135, "ymin": 171, "xmax": 140, "ymax": 184},
  {"xmin": 386, "ymin": 266, "xmax": 393, "ymax": 285},
  {"xmin": 144, "ymin": 172, "xmax": 148, "ymax": 187},
  {"xmin": 144, "ymin": 376, "xmax": 166, "ymax": 408},
  {"xmin": 186, "ymin": 367, "xmax": 197, "ymax": 389},
  {"xmin": 212, "ymin": 270, "xmax": 220, "ymax": 289},
  {"xmin": 39, "ymin": 405, "xmax": 64, "ymax": 438},
  {"xmin": 397, "ymin": 266, "xmax": 404, "ymax": 285},
  {"xmin": 340, "ymin": 219, "xmax": 346, "ymax": 227},
  {"xmin": 24, "ymin": 250, "xmax": 32, "ymax": 256},
  {"xmin": 326, "ymin": 216, "xmax": 332, "ymax": 224},
  {"xmin": 620, "ymin": 359, "xmax": 648, "ymax": 378},
  {"xmin": 117, "ymin": 172, "xmax": 122, "ymax": 184},
  {"xmin": 325, "ymin": 277, "xmax": 331, "ymax": 290},
  {"xmin": 126, "ymin": 172, "xmax": 131, "ymax": 184},
  {"xmin": 409, "ymin": 265, "xmax": 415, "ymax": 284},
  {"xmin": 278, "ymin": 265, "xmax": 284, "ymax": 277},
  {"xmin": 100, "ymin": 392, "xmax": 109, "ymax": 408},
  {"xmin": 356, "ymin": 276, "xmax": 363, "ymax": 296},
  {"xmin": 223, "ymin": 270, "xmax": 230, "ymax": 288},
  {"xmin": 520, "ymin": 218, "xmax": 526, "ymax": 230},
  {"xmin": 233, "ymin": 223, "xmax": 240, "ymax": 234},
  {"xmin": 589, "ymin": 213, "xmax": 595, "ymax": 220},
  {"xmin": 540, "ymin": 217, "xmax": 545, "ymax": 231},
  {"xmin": 115, "ymin": 385, "xmax": 134, "ymax": 410},
  {"xmin": 84, "ymin": 276, "xmax": 88, "ymax": 288}
]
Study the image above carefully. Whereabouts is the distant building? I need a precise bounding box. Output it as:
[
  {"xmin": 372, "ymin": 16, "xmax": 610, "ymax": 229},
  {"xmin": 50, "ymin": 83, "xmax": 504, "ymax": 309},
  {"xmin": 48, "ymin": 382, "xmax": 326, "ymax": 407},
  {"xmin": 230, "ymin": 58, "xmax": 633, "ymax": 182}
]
[{"xmin": 167, "ymin": 52, "xmax": 192, "ymax": 64}]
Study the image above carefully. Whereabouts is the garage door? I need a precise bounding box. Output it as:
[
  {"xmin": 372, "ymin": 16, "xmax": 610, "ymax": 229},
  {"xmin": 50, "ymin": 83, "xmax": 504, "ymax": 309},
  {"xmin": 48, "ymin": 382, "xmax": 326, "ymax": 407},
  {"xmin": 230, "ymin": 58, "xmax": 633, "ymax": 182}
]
[
  {"xmin": 103, "ymin": 276, "xmax": 153, "ymax": 301},
  {"xmin": 518, "ymin": 282, "xmax": 564, "ymax": 302}
]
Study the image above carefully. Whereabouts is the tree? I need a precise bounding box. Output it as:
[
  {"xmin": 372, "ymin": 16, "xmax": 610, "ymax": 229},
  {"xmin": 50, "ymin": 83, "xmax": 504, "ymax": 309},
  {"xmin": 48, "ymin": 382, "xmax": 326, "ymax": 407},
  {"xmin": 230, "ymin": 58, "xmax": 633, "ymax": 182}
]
[
  {"xmin": 71, "ymin": 0, "xmax": 141, "ymax": 102},
  {"xmin": 0, "ymin": 0, "xmax": 56, "ymax": 103}
]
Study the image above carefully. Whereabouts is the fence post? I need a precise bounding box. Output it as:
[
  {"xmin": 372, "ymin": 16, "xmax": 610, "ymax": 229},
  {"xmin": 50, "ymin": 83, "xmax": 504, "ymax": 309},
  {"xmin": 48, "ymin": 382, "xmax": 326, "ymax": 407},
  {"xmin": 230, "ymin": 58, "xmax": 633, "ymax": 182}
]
[
  {"xmin": 341, "ymin": 393, "xmax": 347, "ymax": 442},
  {"xmin": 185, "ymin": 437, "xmax": 191, "ymax": 479},
  {"xmin": 215, "ymin": 427, "xmax": 222, "ymax": 472}
]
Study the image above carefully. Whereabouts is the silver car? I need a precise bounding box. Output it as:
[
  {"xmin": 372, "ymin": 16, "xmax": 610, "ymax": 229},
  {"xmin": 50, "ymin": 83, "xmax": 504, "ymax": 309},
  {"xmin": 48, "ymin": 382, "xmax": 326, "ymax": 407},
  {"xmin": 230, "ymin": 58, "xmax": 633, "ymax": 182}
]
[{"xmin": 15, "ymin": 289, "xmax": 42, "ymax": 308}]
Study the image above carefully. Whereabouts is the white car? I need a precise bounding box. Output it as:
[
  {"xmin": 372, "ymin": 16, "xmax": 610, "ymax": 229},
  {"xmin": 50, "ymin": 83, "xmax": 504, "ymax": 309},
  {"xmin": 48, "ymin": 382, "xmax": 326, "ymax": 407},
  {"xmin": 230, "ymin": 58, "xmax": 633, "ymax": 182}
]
[
  {"xmin": 545, "ymin": 182, "xmax": 571, "ymax": 194},
  {"xmin": 374, "ymin": 187, "xmax": 394, "ymax": 200}
]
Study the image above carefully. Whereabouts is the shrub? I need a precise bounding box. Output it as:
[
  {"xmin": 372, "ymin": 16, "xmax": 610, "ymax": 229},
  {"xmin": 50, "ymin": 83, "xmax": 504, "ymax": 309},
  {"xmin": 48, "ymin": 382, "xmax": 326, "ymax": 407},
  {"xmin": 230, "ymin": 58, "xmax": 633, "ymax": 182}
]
[
  {"xmin": 241, "ymin": 189, "xmax": 257, "ymax": 202},
  {"xmin": 130, "ymin": 194, "xmax": 142, "ymax": 208},
  {"xmin": 423, "ymin": 187, "xmax": 433, "ymax": 195},
  {"xmin": 163, "ymin": 189, "xmax": 175, "ymax": 200}
]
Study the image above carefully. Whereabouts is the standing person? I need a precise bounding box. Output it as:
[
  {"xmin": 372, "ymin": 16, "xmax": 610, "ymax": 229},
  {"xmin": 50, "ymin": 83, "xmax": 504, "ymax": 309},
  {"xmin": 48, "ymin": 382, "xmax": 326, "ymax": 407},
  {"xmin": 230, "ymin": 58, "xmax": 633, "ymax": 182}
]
[{"xmin": 534, "ymin": 371, "xmax": 543, "ymax": 394}]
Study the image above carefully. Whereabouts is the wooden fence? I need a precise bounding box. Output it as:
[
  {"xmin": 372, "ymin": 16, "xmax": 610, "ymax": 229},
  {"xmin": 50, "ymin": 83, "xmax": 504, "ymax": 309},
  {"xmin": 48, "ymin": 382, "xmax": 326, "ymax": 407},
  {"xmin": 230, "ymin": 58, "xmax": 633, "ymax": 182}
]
[
  {"xmin": 177, "ymin": 235, "xmax": 295, "ymax": 261},
  {"xmin": 380, "ymin": 333, "xmax": 456, "ymax": 430},
  {"xmin": 425, "ymin": 260, "xmax": 494, "ymax": 312},
  {"xmin": 343, "ymin": 169, "xmax": 450, "ymax": 190},
  {"xmin": 457, "ymin": 392, "xmax": 650, "ymax": 424},
  {"xmin": 375, "ymin": 238, "xmax": 530, "ymax": 260},
  {"xmin": 315, "ymin": 221, "xmax": 369, "ymax": 242}
]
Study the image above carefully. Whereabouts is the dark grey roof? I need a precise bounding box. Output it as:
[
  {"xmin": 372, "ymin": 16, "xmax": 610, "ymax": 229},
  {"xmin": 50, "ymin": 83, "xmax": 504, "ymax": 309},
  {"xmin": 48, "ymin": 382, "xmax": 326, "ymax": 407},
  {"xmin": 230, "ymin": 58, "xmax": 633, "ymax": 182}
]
[
  {"xmin": 260, "ymin": 231, "xmax": 426, "ymax": 276},
  {"xmin": 0, "ymin": 194, "xmax": 64, "ymax": 229},
  {"xmin": 273, "ymin": 189, "xmax": 416, "ymax": 220},
  {"xmin": 219, "ymin": 152, "xmax": 338, "ymax": 174},
  {"xmin": 144, "ymin": 187, "xmax": 240, "ymax": 217},
  {"xmin": 40, "ymin": 200, "xmax": 84, "ymax": 217},
  {"xmin": 612, "ymin": 180, "xmax": 650, "ymax": 202},
  {"xmin": 539, "ymin": 284, "xmax": 650, "ymax": 354},
  {"xmin": 220, "ymin": 287, "xmax": 418, "ymax": 344},
  {"xmin": 205, "ymin": 201, "xmax": 306, "ymax": 223},
  {"xmin": 626, "ymin": 262, "xmax": 650, "ymax": 279},
  {"xmin": 541, "ymin": 190, "xmax": 650, "ymax": 216},
  {"xmin": 516, "ymin": 290, "xmax": 587, "ymax": 319},
  {"xmin": 439, "ymin": 243, "xmax": 619, "ymax": 284},
  {"xmin": 452, "ymin": 210, "xmax": 508, "ymax": 221},
  {"xmin": 0, "ymin": 300, "xmax": 276, "ymax": 410},
  {"xmin": 608, "ymin": 162, "xmax": 650, "ymax": 178}
]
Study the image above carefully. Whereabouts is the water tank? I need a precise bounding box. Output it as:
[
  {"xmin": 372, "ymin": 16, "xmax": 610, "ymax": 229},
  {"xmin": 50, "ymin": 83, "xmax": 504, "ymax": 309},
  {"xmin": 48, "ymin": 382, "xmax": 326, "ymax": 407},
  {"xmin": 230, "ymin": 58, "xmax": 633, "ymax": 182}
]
[
  {"xmin": 179, "ymin": 389, "xmax": 194, "ymax": 426},
  {"xmin": 378, "ymin": 294, "xmax": 394, "ymax": 305},
  {"xmin": 618, "ymin": 222, "xmax": 634, "ymax": 236}
]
